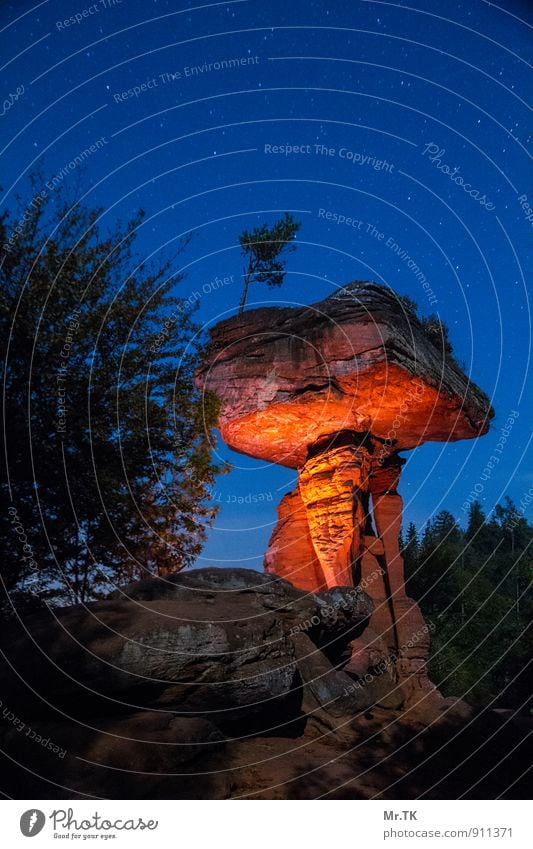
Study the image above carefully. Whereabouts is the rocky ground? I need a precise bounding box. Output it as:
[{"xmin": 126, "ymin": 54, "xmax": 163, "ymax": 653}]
[{"xmin": 0, "ymin": 568, "xmax": 530, "ymax": 799}]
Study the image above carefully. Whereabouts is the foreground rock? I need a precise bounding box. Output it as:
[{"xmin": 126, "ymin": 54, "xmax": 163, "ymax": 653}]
[
  {"xmin": 1, "ymin": 697, "xmax": 530, "ymax": 800},
  {"xmin": 0, "ymin": 569, "xmax": 374, "ymax": 730},
  {"xmin": 1, "ymin": 568, "xmax": 529, "ymax": 800}
]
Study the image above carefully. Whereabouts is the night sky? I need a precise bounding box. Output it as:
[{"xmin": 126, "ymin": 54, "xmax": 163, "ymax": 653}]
[{"xmin": 1, "ymin": 0, "xmax": 531, "ymax": 570}]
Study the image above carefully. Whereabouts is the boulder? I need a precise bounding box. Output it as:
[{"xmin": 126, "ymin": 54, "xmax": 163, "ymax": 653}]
[
  {"xmin": 0, "ymin": 711, "xmax": 229, "ymax": 800},
  {"xmin": 0, "ymin": 568, "xmax": 374, "ymax": 727}
]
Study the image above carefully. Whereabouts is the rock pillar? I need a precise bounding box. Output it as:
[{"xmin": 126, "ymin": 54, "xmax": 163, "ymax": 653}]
[
  {"xmin": 369, "ymin": 456, "xmax": 406, "ymax": 600},
  {"xmin": 298, "ymin": 432, "xmax": 372, "ymax": 588},
  {"xmin": 264, "ymin": 489, "xmax": 326, "ymax": 591},
  {"xmin": 369, "ymin": 456, "xmax": 437, "ymax": 706},
  {"xmin": 264, "ymin": 445, "xmax": 440, "ymax": 709}
]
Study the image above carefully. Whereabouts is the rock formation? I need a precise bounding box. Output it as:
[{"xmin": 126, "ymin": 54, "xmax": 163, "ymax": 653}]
[
  {"xmin": 1, "ymin": 569, "xmax": 373, "ymax": 727},
  {"xmin": 197, "ymin": 282, "xmax": 494, "ymax": 707}
]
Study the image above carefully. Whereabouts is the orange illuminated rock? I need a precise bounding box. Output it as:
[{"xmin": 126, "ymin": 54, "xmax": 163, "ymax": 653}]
[
  {"xmin": 264, "ymin": 489, "xmax": 325, "ymax": 591},
  {"xmin": 298, "ymin": 433, "xmax": 372, "ymax": 587},
  {"xmin": 197, "ymin": 282, "xmax": 493, "ymax": 468}
]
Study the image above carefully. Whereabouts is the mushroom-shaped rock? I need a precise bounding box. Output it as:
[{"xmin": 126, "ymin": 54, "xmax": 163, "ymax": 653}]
[
  {"xmin": 196, "ymin": 282, "xmax": 493, "ymax": 468},
  {"xmin": 197, "ymin": 282, "xmax": 493, "ymax": 590}
]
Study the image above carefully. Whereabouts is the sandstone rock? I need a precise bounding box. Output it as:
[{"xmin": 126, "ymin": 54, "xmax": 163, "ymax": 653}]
[
  {"xmin": 291, "ymin": 631, "xmax": 375, "ymax": 722},
  {"xmin": 312, "ymin": 585, "xmax": 377, "ymax": 648},
  {"xmin": 197, "ymin": 282, "xmax": 493, "ymax": 468},
  {"xmin": 0, "ymin": 568, "xmax": 372, "ymax": 728},
  {"xmin": 0, "ymin": 711, "xmax": 229, "ymax": 800},
  {"xmin": 3, "ymin": 699, "xmax": 529, "ymax": 800},
  {"xmin": 196, "ymin": 282, "xmax": 494, "ymax": 711},
  {"xmin": 199, "ymin": 281, "xmax": 492, "ymax": 600},
  {"xmin": 298, "ymin": 434, "xmax": 372, "ymax": 586},
  {"xmin": 264, "ymin": 488, "xmax": 325, "ymax": 591},
  {"xmin": 342, "ymin": 628, "xmax": 390, "ymax": 678}
]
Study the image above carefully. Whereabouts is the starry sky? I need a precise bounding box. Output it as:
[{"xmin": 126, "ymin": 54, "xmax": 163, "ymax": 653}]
[{"xmin": 1, "ymin": 0, "xmax": 531, "ymax": 570}]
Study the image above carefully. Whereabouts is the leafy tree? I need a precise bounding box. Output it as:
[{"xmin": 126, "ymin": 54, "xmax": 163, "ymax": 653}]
[
  {"xmin": 237, "ymin": 213, "xmax": 301, "ymax": 313},
  {"xmin": 1, "ymin": 175, "xmax": 224, "ymax": 611},
  {"xmin": 397, "ymin": 294, "xmax": 420, "ymax": 318}
]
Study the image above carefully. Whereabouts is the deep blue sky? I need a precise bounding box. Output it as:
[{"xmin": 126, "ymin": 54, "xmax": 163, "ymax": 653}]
[{"xmin": 1, "ymin": 0, "xmax": 531, "ymax": 570}]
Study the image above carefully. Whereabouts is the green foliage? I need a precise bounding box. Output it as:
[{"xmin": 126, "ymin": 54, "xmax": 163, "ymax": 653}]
[
  {"xmin": 1, "ymin": 176, "xmax": 225, "ymax": 609},
  {"xmin": 238, "ymin": 213, "xmax": 301, "ymax": 312},
  {"xmin": 402, "ymin": 501, "xmax": 532, "ymax": 709}
]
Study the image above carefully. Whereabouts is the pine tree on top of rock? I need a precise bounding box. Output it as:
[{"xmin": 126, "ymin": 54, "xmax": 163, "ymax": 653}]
[{"xmin": 237, "ymin": 213, "xmax": 301, "ymax": 313}]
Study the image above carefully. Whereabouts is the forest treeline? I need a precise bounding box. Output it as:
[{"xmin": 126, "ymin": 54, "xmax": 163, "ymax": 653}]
[{"xmin": 401, "ymin": 499, "xmax": 532, "ymax": 710}]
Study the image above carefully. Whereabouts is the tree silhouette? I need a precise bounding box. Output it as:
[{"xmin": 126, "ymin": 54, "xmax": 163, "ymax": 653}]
[
  {"xmin": 1, "ymin": 175, "xmax": 224, "ymax": 610},
  {"xmin": 402, "ymin": 504, "xmax": 533, "ymax": 708},
  {"xmin": 237, "ymin": 213, "xmax": 301, "ymax": 313}
]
